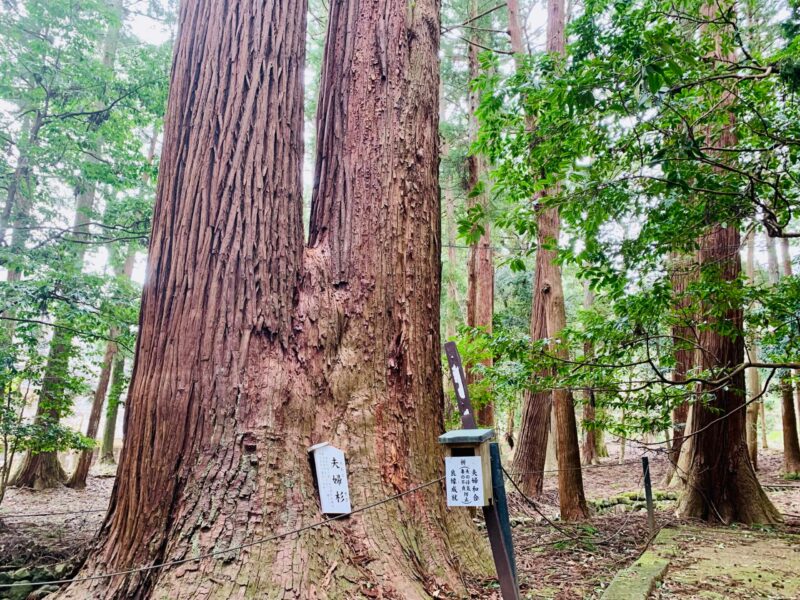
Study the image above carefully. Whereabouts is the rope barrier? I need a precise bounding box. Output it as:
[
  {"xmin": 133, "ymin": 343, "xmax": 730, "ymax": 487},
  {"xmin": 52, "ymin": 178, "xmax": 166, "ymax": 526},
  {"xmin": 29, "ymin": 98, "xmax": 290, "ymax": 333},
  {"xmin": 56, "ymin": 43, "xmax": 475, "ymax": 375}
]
[
  {"xmin": 0, "ymin": 477, "xmax": 444, "ymax": 589},
  {"xmin": 502, "ymin": 465, "xmax": 647, "ymax": 549},
  {"xmin": 0, "ymin": 458, "xmax": 652, "ymax": 520}
]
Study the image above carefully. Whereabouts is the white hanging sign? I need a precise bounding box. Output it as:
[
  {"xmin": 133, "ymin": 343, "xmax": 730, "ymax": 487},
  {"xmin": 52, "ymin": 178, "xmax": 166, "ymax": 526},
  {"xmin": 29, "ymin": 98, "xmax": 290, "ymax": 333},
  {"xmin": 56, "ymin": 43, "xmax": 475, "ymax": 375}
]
[
  {"xmin": 308, "ymin": 443, "xmax": 352, "ymax": 515},
  {"xmin": 445, "ymin": 456, "xmax": 485, "ymax": 507}
]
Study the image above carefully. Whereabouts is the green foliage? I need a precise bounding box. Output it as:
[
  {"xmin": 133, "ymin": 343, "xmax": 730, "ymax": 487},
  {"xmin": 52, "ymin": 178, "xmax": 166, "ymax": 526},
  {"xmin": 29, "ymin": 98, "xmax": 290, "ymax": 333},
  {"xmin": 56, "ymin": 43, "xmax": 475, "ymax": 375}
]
[
  {"xmin": 0, "ymin": 0, "xmax": 173, "ymax": 489},
  {"xmin": 463, "ymin": 0, "xmax": 800, "ymax": 437}
]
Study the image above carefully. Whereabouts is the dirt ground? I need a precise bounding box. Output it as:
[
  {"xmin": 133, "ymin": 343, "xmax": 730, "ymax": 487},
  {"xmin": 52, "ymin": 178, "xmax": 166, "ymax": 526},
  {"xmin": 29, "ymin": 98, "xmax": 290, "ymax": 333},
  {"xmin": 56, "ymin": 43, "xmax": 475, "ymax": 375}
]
[{"xmin": 0, "ymin": 445, "xmax": 798, "ymax": 599}]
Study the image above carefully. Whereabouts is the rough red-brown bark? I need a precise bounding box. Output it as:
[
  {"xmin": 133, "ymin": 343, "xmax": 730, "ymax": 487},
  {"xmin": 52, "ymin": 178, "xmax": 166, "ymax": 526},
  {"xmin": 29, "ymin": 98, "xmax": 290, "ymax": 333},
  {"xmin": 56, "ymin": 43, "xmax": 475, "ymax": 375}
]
[
  {"xmin": 465, "ymin": 0, "xmax": 495, "ymax": 427},
  {"xmin": 59, "ymin": 0, "xmax": 486, "ymax": 597}
]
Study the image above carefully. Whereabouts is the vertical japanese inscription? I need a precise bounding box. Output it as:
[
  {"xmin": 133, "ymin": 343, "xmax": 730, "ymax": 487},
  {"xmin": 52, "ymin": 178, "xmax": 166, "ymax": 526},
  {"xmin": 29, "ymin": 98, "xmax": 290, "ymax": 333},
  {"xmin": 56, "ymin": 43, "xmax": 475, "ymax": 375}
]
[
  {"xmin": 445, "ymin": 455, "xmax": 485, "ymax": 507},
  {"xmin": 310, "ymin": 443, "xmax": 352, "ymax": 514}
]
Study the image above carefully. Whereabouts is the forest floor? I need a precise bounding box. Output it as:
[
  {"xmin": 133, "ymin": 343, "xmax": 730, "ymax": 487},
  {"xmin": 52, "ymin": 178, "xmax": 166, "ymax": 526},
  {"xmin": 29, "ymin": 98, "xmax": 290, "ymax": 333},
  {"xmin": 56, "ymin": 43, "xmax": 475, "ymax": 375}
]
[
  {"xmin": 467, "ymin": 444, "xmax": 800, "ymax": 599},
  {"xmin": 0, "ymin": 446, "xmax": 798, "ymax": 599}
]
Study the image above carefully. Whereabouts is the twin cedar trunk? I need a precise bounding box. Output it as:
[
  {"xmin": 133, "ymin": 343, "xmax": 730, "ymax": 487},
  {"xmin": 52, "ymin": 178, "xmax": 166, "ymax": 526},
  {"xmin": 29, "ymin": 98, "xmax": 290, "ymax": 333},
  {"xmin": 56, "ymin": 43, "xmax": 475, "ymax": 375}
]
[{"xmin": 60, "ymin": 0, "xmax": 486, "ymax": 597}]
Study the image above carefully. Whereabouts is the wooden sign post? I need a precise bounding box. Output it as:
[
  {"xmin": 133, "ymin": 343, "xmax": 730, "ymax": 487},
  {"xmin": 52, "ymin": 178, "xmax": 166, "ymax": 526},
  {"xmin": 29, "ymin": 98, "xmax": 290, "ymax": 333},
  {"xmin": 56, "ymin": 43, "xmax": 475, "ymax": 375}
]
[
  {"xmin": 443, "ymin": 341, "xmax": 520, "ymax": 600},
  {"xmin": 642, "ymin": 456, "xmax": 655, "ymax": 535}
]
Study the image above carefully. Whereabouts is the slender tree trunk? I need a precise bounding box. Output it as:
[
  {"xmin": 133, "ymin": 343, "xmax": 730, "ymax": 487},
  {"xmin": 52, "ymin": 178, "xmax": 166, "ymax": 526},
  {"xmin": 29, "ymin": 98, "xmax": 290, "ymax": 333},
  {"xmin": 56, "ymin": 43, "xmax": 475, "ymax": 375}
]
[
  {"xmin": 506, "ymin": 0, "xmax": 551, "ymax": 496},
  {"xmin": 507, "ymin": 1, "xmax": 586, "ymax": 517},
  {"xmin": 777, "ymin": 236, "xmax": 800, "ymax": 476},
  {"xmin": 595, "ymin": 421, "xmax": 608, "ymax": 457},
  {"xmin": 66, "ymin": 337, "xmax": 117, "ymax": 488},
  {"xmin": 536, "ymin": 0, "xmax": 588, "ymax": 521},
  {"xmin": 465, "ymin": 0, "xmax": 494, "ymax": 427},
  {"xmin": 100, "ymin": 353, "xmax": 125, "ymax": 464},
  {"xmin": 68, "ymin": 246, "xmax": 136, "ymax": 486},
  {"xmin": 3, "ymin": 111, "xmax": 42, "ymax": 284},
  {"xmin": 8, "ymin": 328, "xmax": 71, "ymax": 488},
  {"xmin": 59, "ymin": 0, "xmax": 487, "ymax": 596},
  {"xmin": 511, "ymin": 265, "xmax": 551, "ymax": 495},
  {"xmin": 581, "ymin": 283, "xmax": 599, "ymax": 466},
  {"xmin": 505, "ymin": 403, "xmax": 516, "ymax": 448},
  {"xmin": 780, "ymin": 380, "xmax": 800, "ymax": 476},
  {"xmin": 506, "ymin": 0, "xmax": 525, "ymax": 57},
  {"xmin": 668, "ymin": 252, "xmax": 695, "ymax": 483},
  {"xmin": 745, "ymin": 232, "xmax": 761, "ymax": 469},
  {"xmin": 780, "ymin": 237, "xmax": 800, "ymax": 436}
]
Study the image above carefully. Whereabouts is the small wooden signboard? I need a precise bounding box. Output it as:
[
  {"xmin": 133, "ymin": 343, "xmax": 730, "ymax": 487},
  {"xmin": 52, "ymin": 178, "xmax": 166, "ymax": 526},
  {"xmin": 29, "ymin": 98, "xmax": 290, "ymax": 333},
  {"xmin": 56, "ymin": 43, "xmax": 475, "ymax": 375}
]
[
  {"xmin": 308, "ymin": 442, "xmax": 352, "ymax": 515},
  {"xmin": 445, "ymin": 456, "xmax": 485, "ymax": 507},
  {"xmin": 439, "ymin": 428, "xmax": 494, "ymax": 507}
]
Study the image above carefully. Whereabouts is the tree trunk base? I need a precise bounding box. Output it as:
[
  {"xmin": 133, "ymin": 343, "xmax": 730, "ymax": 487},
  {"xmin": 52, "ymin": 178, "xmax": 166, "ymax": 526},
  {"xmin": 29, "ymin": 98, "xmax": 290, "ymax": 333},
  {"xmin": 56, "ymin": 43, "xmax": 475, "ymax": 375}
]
[
  {"xmin": 9, "ymin": 451, "xmax": 66, "ymax": 490},
  {"xmin": 99, "ymin": 452, "xmax": 116, "ymax": 465},
  {"xmin": 781, "ymin": 380, "xmax": 800, "ymax": 477},
  {"xmin": 677, "ymin": 443, "xmax": 781, "ymax": 525},
  {"xmin": 66, "ymin": 450, "xmax": 94, "ymax": 489}
]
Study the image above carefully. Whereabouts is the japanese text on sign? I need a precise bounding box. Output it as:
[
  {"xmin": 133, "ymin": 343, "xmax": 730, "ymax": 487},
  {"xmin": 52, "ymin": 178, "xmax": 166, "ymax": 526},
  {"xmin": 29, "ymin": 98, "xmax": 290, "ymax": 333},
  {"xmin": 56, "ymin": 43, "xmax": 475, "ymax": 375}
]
[
  {"xmin": 310, "ymin": 444, "xmax": 352, "ymax": 514},
  {"xmin": 445, "ymin": 456, "xmax": 484, "ymax": 507}
]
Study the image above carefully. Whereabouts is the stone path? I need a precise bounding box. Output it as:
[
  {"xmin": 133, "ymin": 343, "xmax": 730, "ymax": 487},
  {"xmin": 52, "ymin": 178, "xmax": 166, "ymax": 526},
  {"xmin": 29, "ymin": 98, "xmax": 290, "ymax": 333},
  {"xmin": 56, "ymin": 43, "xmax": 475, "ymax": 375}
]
[{"xmin": 604, "ymin": 525, "xmax": 800, "ymax": 599}]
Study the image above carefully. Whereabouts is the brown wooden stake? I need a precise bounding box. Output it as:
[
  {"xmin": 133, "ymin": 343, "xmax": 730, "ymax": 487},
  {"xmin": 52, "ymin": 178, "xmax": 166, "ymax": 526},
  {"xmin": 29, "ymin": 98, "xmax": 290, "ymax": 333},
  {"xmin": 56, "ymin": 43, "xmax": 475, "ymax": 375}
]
[
  {"xmin": 444, "ymin": 342, "xmax": 520, "ymax": 600},
  {"xmin": 642, "ymin": 456, "xmax": 655, "ymax": 535}
]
